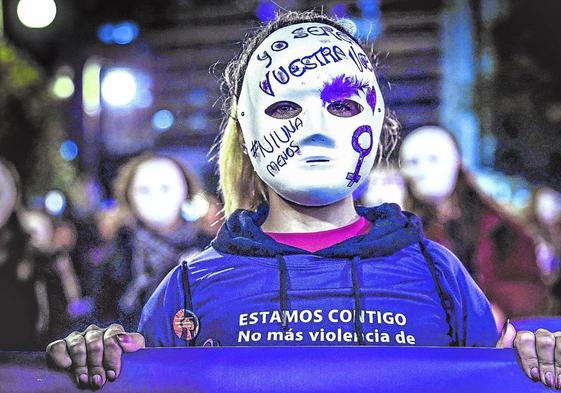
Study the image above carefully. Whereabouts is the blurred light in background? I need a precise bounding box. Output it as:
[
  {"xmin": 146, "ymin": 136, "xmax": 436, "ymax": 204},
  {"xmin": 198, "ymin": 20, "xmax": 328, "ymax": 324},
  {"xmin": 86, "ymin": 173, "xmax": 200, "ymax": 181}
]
[
  {"xmin": 352, "ymin": 0, "xmax": 382, "ymax": 41},
  {"xmin": 186, "ymin": 88, "xmax": 208, "ymax": 108},
  {"xmin": 475, "ymin": 169, "xmax": 532, "ymax": 210},
  {"xmin": 512, "ymin": 188, "xmax": 531, "ymax": 209},
  {"xmin": 51, "ymin": 74, "xmax": 74, "ymax": 99},
  {"xmin": 136, "ymin": 89, "xmax": 153, "ymax": 108},
  {"xmin": 331, "ymin": 3, "xmax": 348, "ymax": 18},
  {"xmin": 359, "ymin": 0, "xmax": 380, "ymax": 20},
  {"xmin": 481, "ymin": 134, "xmax": 497, "ymax": 167},
  {"xmin": 51, "ymin": 66, "xmax": 75, "ymax": 99},
  {"xmin": 44, "ymin": 190, "xmax": 66, "ymax": 216},
  {"xmin": 17, "ymin": 0, "xmax": 57, "ymax": 29},
  {"xmin": 133, "ymin": 72, "xmax": 153, "ymax": 108},
  {"xmin": 97, "ymin": 24, "xmax": 114, "ymax": 44},
  {"xmin": 255, "ymin": 1, "xmax": 276, "ymax": 23},
  {"xmin": 480, "ymin": 46, "xmax": 495, "ymax": 79},
  {"xmin": 30, "ymin": 196, "xmax": 44, "ymax": 210},
  {"xmin": 151, "ymin": 109, "xmax": 174, "ymax": 132},
  {"xmin": 59, "ymin": 140, "xmax": 79, "ymax": 161},
  {"xmin": 83, "ymin": 58, "xmax": 102, "ymax": 116},
  {"xmin": 181, "ymin": 194, "xmax": 210, "ymax": 222},
  {"xmin": 98, "ymin": 66, "xmax": 154, "ymax": 154},
  {"xmin": 101, "ymin": 68, "xmax": 138, "ymax": 107},
  {"xmin": 187, "ymin": 112, "xmax": 208, "ymax": 132},
  {"xmin": 113, "ymin": 22, "xmax": 139, "ymax": 45},
  {"xmin": 440, "ymin": 0, "xmax": 479, "ymax": 167},
  {"xmin": 97, "ymin": 21, "xmax": 140, "ymax": 45}
]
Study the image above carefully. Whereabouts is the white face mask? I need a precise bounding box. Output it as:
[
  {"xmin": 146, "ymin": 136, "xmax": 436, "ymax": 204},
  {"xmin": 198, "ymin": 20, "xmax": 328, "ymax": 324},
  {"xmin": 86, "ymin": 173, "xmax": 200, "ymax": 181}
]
[
  {"xmin": 237, "ymin": 22, "xmax": 385, "ymax": 206},
  {"xmin": 399, "ymin": 126, "xmax": 460, "ymax": 204},
  {"xmin": 129, "ymin": 159, "xmax": 188, "ymax": 231},
  {"xmin": 20, "ymin": 210, "xmax": 54, "ymax": 250},
  {"xmin": 0, "ymin": 163, "xmax": 17, "ymax": 228},
  {"xmin": 535, "ymin": 187, "xmax": 561, "ymax": 225}
]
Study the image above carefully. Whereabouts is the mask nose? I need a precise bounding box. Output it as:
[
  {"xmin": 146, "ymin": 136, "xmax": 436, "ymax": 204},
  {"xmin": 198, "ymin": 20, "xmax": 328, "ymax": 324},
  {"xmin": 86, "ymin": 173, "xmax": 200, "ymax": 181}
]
[
  {"xmin": 299, "ymin": 133, "xmax": 336, "ymax": 148},
  {"xmin": 297, "ymin": 103, "xmax": 335, "ymax": 148}
]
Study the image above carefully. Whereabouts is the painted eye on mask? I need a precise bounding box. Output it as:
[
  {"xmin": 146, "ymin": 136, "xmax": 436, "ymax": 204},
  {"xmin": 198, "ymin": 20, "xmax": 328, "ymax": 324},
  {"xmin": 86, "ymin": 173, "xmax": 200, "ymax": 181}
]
[
  {"xmin": 326, "ymin": 99, "xmax": 363, "ymax": 117},
  {"xmin": 264, "ymin": 101, "xmax": 302, "ymax": 119}
]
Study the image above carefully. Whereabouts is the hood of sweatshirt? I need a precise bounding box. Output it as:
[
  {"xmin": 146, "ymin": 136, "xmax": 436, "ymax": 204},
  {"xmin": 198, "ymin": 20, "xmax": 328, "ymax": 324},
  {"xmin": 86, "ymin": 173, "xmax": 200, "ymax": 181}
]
[
  {"xmin": 212, "ymin": 202, "xmax": 424, "ymax": 258},
  {"xmin": 138, "ymin": 203, "xmax": 498, "ymax": 348}
]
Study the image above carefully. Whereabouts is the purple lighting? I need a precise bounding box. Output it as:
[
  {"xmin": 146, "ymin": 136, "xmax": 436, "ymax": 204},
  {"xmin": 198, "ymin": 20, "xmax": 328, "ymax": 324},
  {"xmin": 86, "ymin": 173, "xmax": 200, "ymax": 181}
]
[
  {"xmin": 97, "ymin": 21, "xmax": 140, "ymax": 45},
  {"xmin": 97, "ymin": 23, "xmax": 114, "ymax": 44},
  {"xmin": 255, "ymin": 1, "xmax": 277, "ymax": 24},
  {"xmin": 331, "ymin": 3, "xmax": 349, "ymax": 18}
]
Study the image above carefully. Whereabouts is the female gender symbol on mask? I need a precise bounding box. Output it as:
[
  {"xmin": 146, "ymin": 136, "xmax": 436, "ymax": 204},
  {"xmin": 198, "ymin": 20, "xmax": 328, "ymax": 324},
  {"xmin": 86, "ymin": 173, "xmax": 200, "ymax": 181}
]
[{"xmin": 346, "ymin": 125, "xmax": 373, "ymax": 187}]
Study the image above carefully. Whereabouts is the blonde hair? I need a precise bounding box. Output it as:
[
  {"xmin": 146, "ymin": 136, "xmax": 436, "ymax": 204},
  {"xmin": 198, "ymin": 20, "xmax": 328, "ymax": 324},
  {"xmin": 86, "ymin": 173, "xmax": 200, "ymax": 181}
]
[{"xmin": 216, "ymin": 11, "xmax": 400, "ymax": 217}]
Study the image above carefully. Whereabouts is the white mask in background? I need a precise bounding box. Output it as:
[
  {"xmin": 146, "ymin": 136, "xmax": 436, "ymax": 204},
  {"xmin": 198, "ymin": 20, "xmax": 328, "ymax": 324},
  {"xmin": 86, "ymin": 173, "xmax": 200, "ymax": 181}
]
[
  {"xmin": 129, "ymin": 158, "xmax": 188, "ymax": 232},
  {"xmin": 0, "ymin": 163, "xmax": 17, "ymax": 228},
  {"xmin": 20, "ymin": 210, "xmax": 54, "ymax": 251},
  {"xmin": 237, "ymin": 22, "xmax": 385, "ymax": 206},
  {"xmin": 535, "ymin": 187, "xmax": 561, "ymax": 226},
  {"xmin": 399, "ymin": 126, "xmax": 461, "ymax": 205},
  {"xmin": 362, "ymin": 167, "xmax": 406, "ymax": 208}
]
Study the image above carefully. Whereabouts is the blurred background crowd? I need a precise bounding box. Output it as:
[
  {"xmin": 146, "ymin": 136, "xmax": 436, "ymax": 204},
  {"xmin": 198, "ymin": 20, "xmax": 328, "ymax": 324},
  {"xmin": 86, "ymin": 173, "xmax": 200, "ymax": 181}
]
[{"xmin": 1, "ymin": 0, "xmax": 560, "ymax": 350}]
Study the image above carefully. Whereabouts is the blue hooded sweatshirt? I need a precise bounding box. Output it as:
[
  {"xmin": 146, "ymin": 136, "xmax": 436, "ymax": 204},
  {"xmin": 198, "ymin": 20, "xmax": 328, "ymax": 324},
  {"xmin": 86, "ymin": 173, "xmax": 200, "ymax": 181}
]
[{"xmin": 138, "ymin": 203, "xmax": 498, "ymax": 347}]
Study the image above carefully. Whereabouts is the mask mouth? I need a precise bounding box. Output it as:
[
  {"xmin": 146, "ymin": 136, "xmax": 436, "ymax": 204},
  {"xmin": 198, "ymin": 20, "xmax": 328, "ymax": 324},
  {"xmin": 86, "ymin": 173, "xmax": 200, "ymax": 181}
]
[{"xmin": 303, "ymin": 156, "xmax": 331, "ymax": 164}]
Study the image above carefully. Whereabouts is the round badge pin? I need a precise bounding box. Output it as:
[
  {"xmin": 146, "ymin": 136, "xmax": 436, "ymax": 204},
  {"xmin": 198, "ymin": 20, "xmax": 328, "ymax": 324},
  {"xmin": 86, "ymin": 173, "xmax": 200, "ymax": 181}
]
[{"xmin": 173, "ymin": 309, "xmax": 200, "ymax": 341}]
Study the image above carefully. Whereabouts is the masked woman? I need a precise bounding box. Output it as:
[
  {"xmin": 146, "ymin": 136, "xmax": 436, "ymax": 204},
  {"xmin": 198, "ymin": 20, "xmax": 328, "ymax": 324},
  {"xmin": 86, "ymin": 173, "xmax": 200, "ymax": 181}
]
[
  {"xmin": 90, "ymin": 153, "xmax": 208, "ymax": 331},
  {"xmin": 525, "ymin": 185, "xmax": 561, "ymax": 311},
  {"xmin": 48, "ymin": 11, "xmax": 559, "ymax": 390},
  {"xmin": 399, "ymin": 125, "xmax": 547, "ymax": 326}
]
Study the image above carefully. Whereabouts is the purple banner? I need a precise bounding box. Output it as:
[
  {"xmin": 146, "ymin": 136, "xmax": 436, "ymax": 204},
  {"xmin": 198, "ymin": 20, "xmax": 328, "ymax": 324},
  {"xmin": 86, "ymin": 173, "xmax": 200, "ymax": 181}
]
[{"xmin": 0, "ymin": 347, "xmax": 550, "ymax": 392}]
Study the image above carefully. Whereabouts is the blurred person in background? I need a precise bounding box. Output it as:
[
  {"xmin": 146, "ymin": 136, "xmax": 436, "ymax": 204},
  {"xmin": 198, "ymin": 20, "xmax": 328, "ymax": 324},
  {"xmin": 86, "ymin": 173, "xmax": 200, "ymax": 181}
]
[
  {"xmin": 20, "ymin": 207, "xmax": 91, "ymax": 344},
  {"xmin": 67, "ymin": 176, "xmax": 108, "ymax": 300},
  {"xmin": 0, "ymin": 157, "xmax": 39, "ymax": 350},
  {"xmin": 400, "ymin": 125, "xmax": 547, "ymax": 328},
  {"xmin": 527, "ymin": 186, "xmax": 561, "ymax": 278},
  {"xmin": 525, "ymin": 185, "xmax": 561, "ymax": 311},
  {"xmin": 91, "ymin": 152, "xmax": 210, "ymax": 330},
  {"xmin": 358, "ymin": 165, "xmax": 406, "ymax": 208},
  {"xmin": 86, "ymin": 201, "xmax": 132, "ymax": 271},
  {"xmin": 79, "ymin": 200, "xmax": 133, "ymax": 301}
]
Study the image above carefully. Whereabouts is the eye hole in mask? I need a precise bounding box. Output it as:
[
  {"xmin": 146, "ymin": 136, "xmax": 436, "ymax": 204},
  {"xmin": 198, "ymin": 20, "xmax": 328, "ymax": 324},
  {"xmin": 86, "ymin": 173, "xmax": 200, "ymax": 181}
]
[
  {"xmin": 326, "ymin": 99, "xmax": 363, "ymax": 117},
  {"xmin": 264, "ymin": 100, "xmax": 302, "ymax": 119}
]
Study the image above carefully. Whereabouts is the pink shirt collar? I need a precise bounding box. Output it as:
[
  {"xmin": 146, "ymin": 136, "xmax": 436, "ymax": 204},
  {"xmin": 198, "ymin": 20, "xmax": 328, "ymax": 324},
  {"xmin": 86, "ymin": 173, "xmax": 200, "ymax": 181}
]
[{"xmin": 265, "ymin": 216, "xmax": 371, "ymax": 253}]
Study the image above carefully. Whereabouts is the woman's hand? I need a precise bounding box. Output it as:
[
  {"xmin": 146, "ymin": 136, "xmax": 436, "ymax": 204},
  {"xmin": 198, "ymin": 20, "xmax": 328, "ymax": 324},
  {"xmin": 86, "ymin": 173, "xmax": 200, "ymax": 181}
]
[
  {"xmin": 46, "ymin": 324, "xmax": 145, "ymax": 389},
  {"xmin": 497, "ymin": 321, "xmax": 561, "ymax": 389}
]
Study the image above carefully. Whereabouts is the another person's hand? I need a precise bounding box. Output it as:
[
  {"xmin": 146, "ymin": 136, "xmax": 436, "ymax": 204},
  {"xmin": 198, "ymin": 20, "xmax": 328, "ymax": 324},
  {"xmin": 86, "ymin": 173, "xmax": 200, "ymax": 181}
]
[
  {"xmin": 46, "ymin": 324, "xmax": 145, "ymax": 389},
  {"xmin": 490, "ymin": 302, "xmax": 506, "ymax": 332},
  {"xmin": 497, "ymin": 321, "xmax": 561, "ymax": 389}
]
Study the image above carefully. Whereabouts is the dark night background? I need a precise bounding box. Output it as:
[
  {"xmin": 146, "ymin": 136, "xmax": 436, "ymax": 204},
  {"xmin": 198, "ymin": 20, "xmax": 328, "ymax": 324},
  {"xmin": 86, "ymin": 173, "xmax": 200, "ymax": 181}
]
[{"xmin": 1, "ymin": 0, "xmax": 560, "ymax": 203}]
